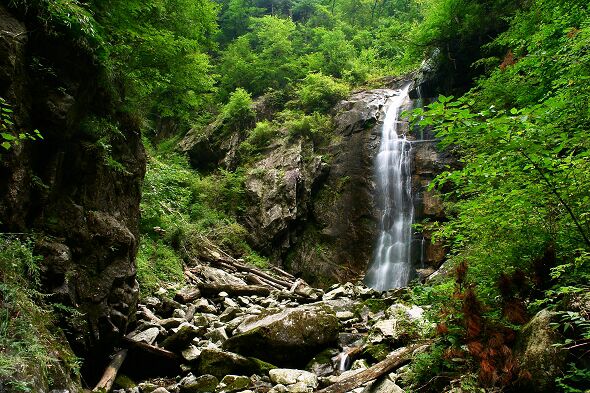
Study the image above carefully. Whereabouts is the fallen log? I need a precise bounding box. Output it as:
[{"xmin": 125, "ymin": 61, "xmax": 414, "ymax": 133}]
[
  {"xmin": 93, "ymin": 349, "xmax": 127, "ymax": 392},
  {"xmin": 251, "ymin": 274, "xmax": 287, "ymax": 290},
  {"xmin": 122, "ymin": 336, "xmax": 178, "ymax": 362},
  {"xmin": 244, "ymin": 274, "xmax": 274, "ymax": 288},
  {"xmin": 120, "ymin": 336, "xmax": 182, "ymax": 378},
  {"xmin": 184, "ymin": 269, "xmax": 199, "ymax": 283},
  {"xmin": 269, "ymin": 265, "xmax": 296, "ymax": 280},
  {"xmin": 232, "ymin": 262, "xmax": 292, "ymax": 288},
  {"xmin": 198, "ymin": 283, "xmax": 271, "ymax": 297},
  {"xmin": 316, "ymin": 343, "xmax": 429, "ymax": 393}
]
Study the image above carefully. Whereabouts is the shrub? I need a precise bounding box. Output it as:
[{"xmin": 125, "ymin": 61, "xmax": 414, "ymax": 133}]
[
  {"xmin": 295, "ymin": 73, "xmax": 350, "ymax": 113},
  {"xmin": 220, "ymin": 88, "xmax": 256, "ymax": 133},
  {"xmin": 238, "ymin": 120, "xmax": 279, "ymax": 162},
  {"xmin": 282, "ymin": 110, "xmax": 333, "ymax": 145}
]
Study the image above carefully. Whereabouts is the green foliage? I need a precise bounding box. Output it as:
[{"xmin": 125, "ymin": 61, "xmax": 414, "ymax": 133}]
[
  {"xmin": 9, "ymin": 0, "xmax": 104, "ymax": 54},
  {"xmin": 556, "ymin": 363, "xmax": 590, "ymax": 393},
  {"xmin": 136, "ymin": 237, "xmax": 184, "ymax": 295},
  {"xmin": 280, "ymin": 110, "xmax": 333, "ymax": 145},
  {"xmin": 138, "ymin": 141, "xmax": 263, "ymax": 295},
  {"xmin": 220, "ymin": 88, "xmax": 256, "ymax": 134},
  {"xmin": 295, "ymin": 73, "xmax": 350, "ymax": 113},
  {"xmin": 0, "ymin": 236, "xmax": 80, "ymax": 391},
  {"xmin": 217, "ymin": 0, "xmax": 422, "ymax": 97},
  {"xmin": 0, "ymin": 97, "xmax": 42, "ymax": 152},
  {"xmin": 238, "ymin": 120, "xmax": 279, "ymax": 161},
  {"xmin": 406, "ymin": 0, "xmax": 590, "ymax": 389},
  {"xmin": 405, "ymin": 344, "xmax": 456, "ymax": 387}
]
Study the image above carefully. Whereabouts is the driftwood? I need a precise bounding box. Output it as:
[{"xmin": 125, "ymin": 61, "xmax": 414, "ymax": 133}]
[
  {"xmin": 245, "ymin": 274, "xmax": 272, "ymax": 288},
  {"xmin": 245, "ymin": 274, "xmax": 283, "ymax": 290},
  {"xmin": 92, "ymin": 349, "xmax": 127, "ymax": 392},
  {"xmin": 317, "ymin": 343, "xmax": 428, "ymax": 393},
  {"xmin": 191, "ymin": 234, "xmax": 315, "ymax": 296},
  {"xmin": 198, "ymin": 283, "xmax": 271, "ymax": 297},
  {"xmin": 122, "ymin": 336, "xmax": 178, "ymax": 361}
]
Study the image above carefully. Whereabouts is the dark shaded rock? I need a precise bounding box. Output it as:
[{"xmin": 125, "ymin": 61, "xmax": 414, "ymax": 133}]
[
  {"xmin": 161, "ymin": 324, "xmax": 203, "ymax": 352},
  {"xmin": 223, "ymin": 304, "xmax": 341, "ymax": 367},
  {"xmin": 514, "ymin": 309, "xmax": 567, "ymax": 392},
  {"xmin": 179, "ymin": 374, "xmax": 219, "ymax": 393},
  {"xmin": 0, "ymin": 3, "xmax": 145, "ymax": 377},
  {"xmin": 196, "ymin": 349, "xmax": 275, "ymax": 379},
  {"xmin": 157, "ymin": 298, "xmax": 183, "ymax": 318}
]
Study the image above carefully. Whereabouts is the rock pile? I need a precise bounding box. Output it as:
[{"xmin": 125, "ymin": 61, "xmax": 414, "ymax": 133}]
[{"xmin": 107, "ymin": 263, "xmax": 430, "ymax": 393}]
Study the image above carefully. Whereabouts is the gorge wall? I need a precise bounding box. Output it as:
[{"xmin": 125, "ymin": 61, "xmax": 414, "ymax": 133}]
[{"xmin": 0, "ymin": 4, "xmax": 145, "ymax": 369}]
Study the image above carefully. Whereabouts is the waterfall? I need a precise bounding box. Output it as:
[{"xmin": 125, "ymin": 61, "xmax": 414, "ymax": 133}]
[{"xmin": 365, "ymin": 84, "xmax": 414, "ymax": 291}]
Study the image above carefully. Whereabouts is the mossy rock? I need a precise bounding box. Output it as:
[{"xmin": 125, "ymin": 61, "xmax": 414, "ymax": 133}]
[
  {"xmin": 223, "ymin": 304, "xmax": 341, "ymax": 367},
  {"xmin": 197, "ymin": 349, "xmax": 276, "ymax": 379},
  {"xmin": 363, "ymin": 299, "xmax": 387, "ymax": 313},
  {"xmin": 363, "ymin": 343, "xmax": 390, "ymax": 362},
  {"xmin": 114, "ymin": 374, "xmax": 137, "ymax": 389}
]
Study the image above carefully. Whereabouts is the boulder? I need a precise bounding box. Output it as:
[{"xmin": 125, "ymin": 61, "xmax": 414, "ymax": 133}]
[
  {"xmin": 514, "ymin": 309, "xmax": 566, "ymax": 392},
  {"xmin": 179, "ymin": 374, "xmax": 219, "ymax": 393},
  {"xmin": 216, "ymin": 375, "xmax": 251, "ymax": 393},
  {"xmin": 161, "ymin": 323, "xmax": 203, "ymax": 351},
  {"xmin": 128, "ymin": 327, "xmax": 159, "ymax": 345},
  {"xmin": 364, "ymin": 375, "xmax": 404, "ymax": 393},
  {"xmin": 197, "ymin": 349, "xmax": 275, "ymax": 379},
  {"xmin": 223, "ymin": 304, "xmax": 341, "ymax": 367},
  {"xmin": 269, "ymin": 369, "xmax": 318, "ymax": 389}
]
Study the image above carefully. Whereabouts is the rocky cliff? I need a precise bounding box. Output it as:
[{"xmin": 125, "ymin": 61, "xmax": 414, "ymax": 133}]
[
  {"xmin": 0, "ymin": 4, "xmax": 145, "ymax": 370},
  {"xmin": 240, "ymin": 81, "xmax": 451, "ymax": 286}
]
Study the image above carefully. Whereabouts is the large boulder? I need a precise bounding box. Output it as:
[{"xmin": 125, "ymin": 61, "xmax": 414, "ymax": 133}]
[
  {"xmin": 514, "ymin": 309, "xmax": 566, "ymax": 392},
  {"xmin": 223, "ymin": 304, "xmax": 341, "ymax": 367}
]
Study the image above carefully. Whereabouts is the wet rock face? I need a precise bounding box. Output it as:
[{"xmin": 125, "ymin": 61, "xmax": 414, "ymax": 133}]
[
  {"xmin": 0, "ymin": 5, "xmax": 145, "ymax": 359},
  {"xmin": 411, "ymin": 140, "xmax": 455, "ymax": 270}
]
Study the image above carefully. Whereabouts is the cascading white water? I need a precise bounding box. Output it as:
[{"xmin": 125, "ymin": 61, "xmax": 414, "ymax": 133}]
[{"xmin": 365, "ymin": 84, "xmax": 414, "ymax": 291}]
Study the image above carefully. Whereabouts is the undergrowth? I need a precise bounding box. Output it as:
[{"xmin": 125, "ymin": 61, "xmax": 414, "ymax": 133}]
[
  {"xmin": 137, "ymin": 140, "xmax": 269, "ymax": 296},
  {"xmin": 0, "ymin": 236, "xmax": 80, "ymax": 392}
]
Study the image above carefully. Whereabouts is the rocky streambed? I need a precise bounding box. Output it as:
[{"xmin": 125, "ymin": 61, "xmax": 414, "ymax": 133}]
[{"xmin": 107, "ymin": 261, "xmax": 432, "ymax": 393}]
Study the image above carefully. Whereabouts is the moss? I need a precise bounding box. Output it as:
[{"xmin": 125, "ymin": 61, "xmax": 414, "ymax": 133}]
[
  {"xmin": 114, "ymin": 374, "xmax": 137, "ymax": 389},
  {"xmin": 363, "ymin": 343, "xmax": 390, "ymax": 362},
  {"xmin": 247, "ymin": 357, "xmax": 277, "ymax": 374},
  {"xmin": 305, "ymin": 348, "xmax": 336, "ymax": 370},
  {"xmin": 364, "ymin": 299, "xmax": 387, "ymax": 313}
]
